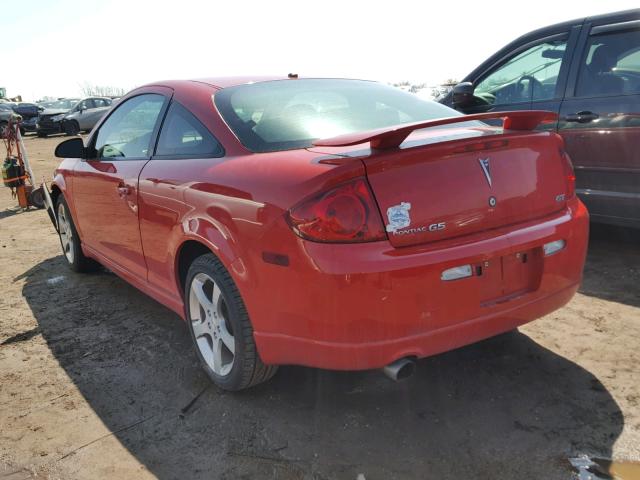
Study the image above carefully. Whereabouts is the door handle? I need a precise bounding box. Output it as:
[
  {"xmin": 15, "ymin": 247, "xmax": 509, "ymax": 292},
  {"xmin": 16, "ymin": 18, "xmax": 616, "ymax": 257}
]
[
  {"xmin": 117, "ymin": 183, "xmax": 133, "ymax": 196},
  {"xmin": 565, "ymin": 111, "xmax": 599, "ymax": 123}
]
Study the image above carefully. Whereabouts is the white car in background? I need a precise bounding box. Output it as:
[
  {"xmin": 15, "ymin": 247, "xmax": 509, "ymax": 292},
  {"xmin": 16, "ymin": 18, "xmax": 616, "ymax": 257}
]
[{"xmin": 61, "ymin": 97, "xmax": 115, "ymax": 135}]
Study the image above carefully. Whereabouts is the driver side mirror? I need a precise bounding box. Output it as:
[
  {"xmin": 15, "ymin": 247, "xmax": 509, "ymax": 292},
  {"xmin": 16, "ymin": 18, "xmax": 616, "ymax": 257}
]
[
  {"xmin": 55, "ymin": 137, "xmax": 85, "ymax": 159},
  {"xmin": 452, "ymin": 82, "xmax": 475, "ymax": 110}
]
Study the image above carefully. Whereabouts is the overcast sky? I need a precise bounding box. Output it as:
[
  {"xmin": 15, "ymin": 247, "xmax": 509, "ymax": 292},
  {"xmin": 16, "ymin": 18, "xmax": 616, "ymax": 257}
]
[{"xmin": 2, "ymin": 0, "xmax": 638, "ymax": 101}]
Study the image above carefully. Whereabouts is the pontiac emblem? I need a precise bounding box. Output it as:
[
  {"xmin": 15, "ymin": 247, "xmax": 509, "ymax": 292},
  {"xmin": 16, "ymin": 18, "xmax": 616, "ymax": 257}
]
[{"xmin": 478, "ymin": 158, "xmax": 492, "ymax": 187}]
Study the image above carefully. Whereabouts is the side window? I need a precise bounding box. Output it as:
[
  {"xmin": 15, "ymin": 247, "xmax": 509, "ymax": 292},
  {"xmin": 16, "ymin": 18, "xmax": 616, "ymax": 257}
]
[
  {"xmin": 475, "ymin": 39, "xmax": 568, "ymax": 106},
  {"xmin": 93, "ymin": 94, "xmax": 165, "ymax": 160},
  {"xmin": 93, "ymin": 98, "xmax": 109, "ymax": 108},
  {"xmin": 155, "ymin": 102, "xmax": 224, "ymax": 158},
  {"xmin": 576, "ymin": 28, "xmax": 640, "ymax": 97}
]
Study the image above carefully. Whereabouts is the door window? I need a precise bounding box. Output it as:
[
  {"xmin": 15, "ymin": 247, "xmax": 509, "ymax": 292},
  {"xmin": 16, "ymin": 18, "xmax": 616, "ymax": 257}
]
[
  {"xmin": 575, "ymin": 28, "xmax": 640, "ymax": 97},
  {"xmin": 93, "ymin": 98, "xmax": 110, "ymax": 108},
  {"xmin": 78, "ymin": 99, "xmax": 93, "ymax": 111},
  {"xmin": 475, "ymin": 39, "xmax": 568, "ymax": 106},
  {"xmin": 93, "ymin": 94, "xmax": 165, "ymax": 160},
  {"xmin": 155, "ymin": 102, "xmax": 223, "ymax": 158}
]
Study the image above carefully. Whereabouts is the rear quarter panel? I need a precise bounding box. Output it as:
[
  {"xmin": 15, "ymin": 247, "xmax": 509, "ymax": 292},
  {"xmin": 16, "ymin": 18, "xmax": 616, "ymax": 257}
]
[{"xmin": 137, "ymin": 150, "xmax": 366, "ymax": 316}]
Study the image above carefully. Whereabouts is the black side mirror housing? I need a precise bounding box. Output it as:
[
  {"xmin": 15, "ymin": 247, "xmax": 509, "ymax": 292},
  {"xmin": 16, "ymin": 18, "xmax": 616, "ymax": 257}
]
[
  {"xmin": 55, "ymin": 137, "xmax": 85, "ymax": 158},
  {"xmin": 452, "ymin": 82, "xmax": 475, "ymax": 110}
]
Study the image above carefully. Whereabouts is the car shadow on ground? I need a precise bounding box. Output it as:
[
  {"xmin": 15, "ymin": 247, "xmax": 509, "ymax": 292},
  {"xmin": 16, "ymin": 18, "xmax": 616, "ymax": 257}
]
[
  {"xmin": 580, "ymin": 224, "xmax": 640, "ymax": 308},
  {"xmin": 21, "ymin": 255, "xmax": 623, "ymax": 480}
]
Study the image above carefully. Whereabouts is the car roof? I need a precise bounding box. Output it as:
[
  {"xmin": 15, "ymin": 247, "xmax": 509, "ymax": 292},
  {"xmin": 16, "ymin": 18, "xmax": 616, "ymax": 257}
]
[
  {"xmin": 140, "ymin": 76, "xmax": 375, "ymax": 92},
  {"xmin": 514, "ymin": 8, "xmax": 639, "ymax": 43},
  {"xmin": 194, "ymin": 76, "xmax": 293, "ymax": 89},
  {"xmin": 460, "ymin": 8, "xmax": 640, "ymax": 84}
]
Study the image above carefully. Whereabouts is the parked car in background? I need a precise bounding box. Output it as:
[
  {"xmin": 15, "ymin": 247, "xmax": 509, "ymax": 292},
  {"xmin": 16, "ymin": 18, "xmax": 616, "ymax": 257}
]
[
  {"xmin": 441, "ymin": 8, "xmax": 640, "ymax": 228},
  {"xmin": 0, "ymin": 103, "xmax": 13, "ymax": 136},
  {"xmin": 61, "ymin": 97, "xmax": 114, "ymax": 135},
  {"xmin": 0, "ymin": 102, "xmax": 41, "ymax": 135},
  {"xmin": 36, "ymin": 98, "xmax": 80, "ymax": 137},
  {"xmin": 49, "ymin": 76, "xmax": 588, "ymax": 390},
  {"xmin": 12, "ymin": 103, "xmax": 41, "ymax": 134}
]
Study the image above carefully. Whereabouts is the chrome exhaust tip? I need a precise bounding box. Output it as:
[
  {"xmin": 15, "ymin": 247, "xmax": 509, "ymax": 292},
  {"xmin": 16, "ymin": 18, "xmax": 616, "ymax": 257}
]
[{"xmin": 382, "ymin": 357, "xmax": 416, "ymax": 381}]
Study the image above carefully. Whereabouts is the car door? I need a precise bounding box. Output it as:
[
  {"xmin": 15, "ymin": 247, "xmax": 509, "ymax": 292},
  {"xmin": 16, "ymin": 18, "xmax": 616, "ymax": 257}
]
[
  {"xmin": 83, "ymin": 98, "xmax": 112, "ymax": 130},
  {"xmin": 461, "ymin": 32, "xmax": 576, "ymax": 122},
  {"xmin": 558, "ymin": 19, "xmax": 640, "ymax": 226},
  {"xmin": 72, "ymin": 89, "xmax": 171, "ymax": 281},
  {"xmin": 75, "ymin": 99, "xmax": 94, "ymax": 130},
  {"xmin": 138, "ymin": 101, "xmax": 225, "ymax": 300}
]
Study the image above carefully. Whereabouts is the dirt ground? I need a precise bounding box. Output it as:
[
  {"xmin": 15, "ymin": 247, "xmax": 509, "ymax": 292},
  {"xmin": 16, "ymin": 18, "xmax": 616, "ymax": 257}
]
[{"xmin": 1, "ymin": 135, "xmax": 639, "ymax": 480}]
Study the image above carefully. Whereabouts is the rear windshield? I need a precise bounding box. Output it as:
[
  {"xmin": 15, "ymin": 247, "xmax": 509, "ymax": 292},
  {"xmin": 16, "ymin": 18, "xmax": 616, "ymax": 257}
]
[{"xmin": 214, "ymin": 79, "xmax": 476, "ymax": 153}]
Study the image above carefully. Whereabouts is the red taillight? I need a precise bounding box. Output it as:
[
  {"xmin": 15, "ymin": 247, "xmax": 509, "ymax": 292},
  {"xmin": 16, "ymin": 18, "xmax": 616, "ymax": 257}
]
[{"xmin": 287, "ymin": 178, "xmax": 387, "ymax": 243}]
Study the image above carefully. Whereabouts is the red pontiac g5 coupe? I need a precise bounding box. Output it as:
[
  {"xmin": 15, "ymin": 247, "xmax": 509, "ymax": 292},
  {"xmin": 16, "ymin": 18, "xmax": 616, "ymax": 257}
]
[{"xmin": 49, "ymin": 77, "xmax": 589, "ymax": 390}]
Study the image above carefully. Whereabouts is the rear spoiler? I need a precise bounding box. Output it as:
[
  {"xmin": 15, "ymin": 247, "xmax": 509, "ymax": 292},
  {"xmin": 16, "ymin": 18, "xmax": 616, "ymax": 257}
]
[{"xmin": 313, "ymin": 110, "xmax": 558, "ymax": 150}]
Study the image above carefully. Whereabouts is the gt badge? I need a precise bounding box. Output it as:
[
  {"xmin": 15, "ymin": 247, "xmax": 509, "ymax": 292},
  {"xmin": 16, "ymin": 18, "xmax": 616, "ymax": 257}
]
[{"xmin": 386, "ymin": 202, "xmax": 412, "ymax": 233}]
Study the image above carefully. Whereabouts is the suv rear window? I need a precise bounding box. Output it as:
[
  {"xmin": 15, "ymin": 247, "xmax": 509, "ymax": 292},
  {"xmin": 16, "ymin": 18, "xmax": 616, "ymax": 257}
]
[{"xmin": 214, "ymin": 79, "xmax": 471, "ymax": 153}]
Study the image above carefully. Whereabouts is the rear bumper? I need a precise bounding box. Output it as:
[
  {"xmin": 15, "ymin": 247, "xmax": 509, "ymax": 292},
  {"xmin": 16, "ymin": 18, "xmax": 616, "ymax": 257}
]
[
  {"xmin": 251, "ymin": 198, "xmax": 589, "ymax": 370},
  {"xmin": 255, "ymin": 282, "xmax": 578, "ymax": 370}
]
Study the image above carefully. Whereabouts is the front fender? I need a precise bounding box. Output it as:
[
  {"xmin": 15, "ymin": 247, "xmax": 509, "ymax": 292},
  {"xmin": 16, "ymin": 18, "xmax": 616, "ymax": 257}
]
[{"xmin": 51, "ymin": 159, "xmax": 82, "ymax": 235}]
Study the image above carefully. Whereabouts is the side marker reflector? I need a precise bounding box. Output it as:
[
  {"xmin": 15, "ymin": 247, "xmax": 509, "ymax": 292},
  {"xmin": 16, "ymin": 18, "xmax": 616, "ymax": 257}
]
[
  {"xmin": 543, "ymin": 239, "xmax": 565, "ymax": 256},
  {"xmin": 441, "ymin": 264, "xmax": 473, "ymax": 281}
]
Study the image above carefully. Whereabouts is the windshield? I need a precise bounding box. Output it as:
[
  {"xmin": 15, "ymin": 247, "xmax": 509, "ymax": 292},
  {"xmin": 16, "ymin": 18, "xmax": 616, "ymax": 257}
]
[
  {"xmin": 215, "ymin": 79, "xmax": 475, "ymax": 153},
  {"xmin": 40, "ymin": 99, "xmax": 80, "ymax": 110}
]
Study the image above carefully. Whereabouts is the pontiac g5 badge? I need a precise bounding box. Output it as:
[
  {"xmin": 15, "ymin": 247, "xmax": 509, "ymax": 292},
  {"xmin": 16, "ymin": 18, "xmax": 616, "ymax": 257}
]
[
  {"xmin": 479, "ymin": 158, "xmax": 492, "ymax": 187},
  {"xmin": 386, "ymin": 202, "xmax": 412, "ymax": 233}
]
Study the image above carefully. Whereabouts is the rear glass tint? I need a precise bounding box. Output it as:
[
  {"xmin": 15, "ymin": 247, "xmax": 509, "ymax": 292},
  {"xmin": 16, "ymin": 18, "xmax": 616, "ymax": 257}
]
[{"xmin": 214, "ymin": 79, "xmax": 476, "ymax": 153}]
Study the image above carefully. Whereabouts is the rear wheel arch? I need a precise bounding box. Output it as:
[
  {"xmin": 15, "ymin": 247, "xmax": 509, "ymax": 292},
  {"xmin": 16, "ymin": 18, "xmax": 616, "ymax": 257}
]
[{"xmin": 176, "ymin": 240, "xmax": 214, "ymax": 295}]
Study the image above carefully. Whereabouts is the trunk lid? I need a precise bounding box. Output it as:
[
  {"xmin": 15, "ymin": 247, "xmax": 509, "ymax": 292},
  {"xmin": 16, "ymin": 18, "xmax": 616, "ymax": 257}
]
[
  {"xmin": 311, "ymin": 110, "xmax": 567, "ymax": 248},
  {"xmin": 363, "ymin": 131, "xmax": 568, "ymax": 247}
]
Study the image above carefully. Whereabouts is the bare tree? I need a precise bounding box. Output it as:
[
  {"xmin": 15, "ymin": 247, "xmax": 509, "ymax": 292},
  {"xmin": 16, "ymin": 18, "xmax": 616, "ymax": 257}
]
[{"xmin": 80, "ymin": 82, "xmax": 127, "ymax": 97}]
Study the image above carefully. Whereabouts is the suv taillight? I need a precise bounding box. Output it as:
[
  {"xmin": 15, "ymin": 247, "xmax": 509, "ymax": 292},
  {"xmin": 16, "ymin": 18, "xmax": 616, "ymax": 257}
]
[
  {"xmin": 561, "ymin": 149, "xmax": 576, "ymax": 199},
  {"xmin": 287, "ymin": 177, "xmax": 386, "ymax": 243},
  {"xmin": 556, "ymin": 134, "xmax": 575, "ymax": 199}
]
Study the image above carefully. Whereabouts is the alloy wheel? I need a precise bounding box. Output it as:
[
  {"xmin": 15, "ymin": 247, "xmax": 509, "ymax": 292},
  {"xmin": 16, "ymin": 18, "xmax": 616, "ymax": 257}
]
[
  {"xmin": 189, "ymin": 272, "xmax": 235, "ymax": 376},
  {"xmin": 57, "ymin": 203, "xmax": 75, "ymax": 264}
]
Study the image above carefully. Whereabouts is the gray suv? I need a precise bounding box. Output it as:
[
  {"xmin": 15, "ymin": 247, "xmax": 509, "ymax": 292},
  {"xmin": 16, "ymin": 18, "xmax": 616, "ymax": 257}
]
[{"xmin": 61, "ymin": 97, "xmax": 114, "ymax": 135}]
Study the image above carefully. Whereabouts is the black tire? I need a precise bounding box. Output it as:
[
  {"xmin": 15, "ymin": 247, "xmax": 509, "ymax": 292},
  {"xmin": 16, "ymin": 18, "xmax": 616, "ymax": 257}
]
[
  {"xmin": 185, "ymin": 253, "xmax": 277, "ymax": 391},
  {"xmin": 55, "ymin": 195, "xmax": 99, "ymax": 273},
  {"xmin": 64, "ymin": 121, "xmax": 80, "ymax": 136}
]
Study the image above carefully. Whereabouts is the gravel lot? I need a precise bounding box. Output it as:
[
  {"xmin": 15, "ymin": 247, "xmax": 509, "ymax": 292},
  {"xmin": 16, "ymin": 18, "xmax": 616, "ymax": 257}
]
[{"xmin": 1, "ymin": 135, "xmax": 639, "ymax": 479}]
